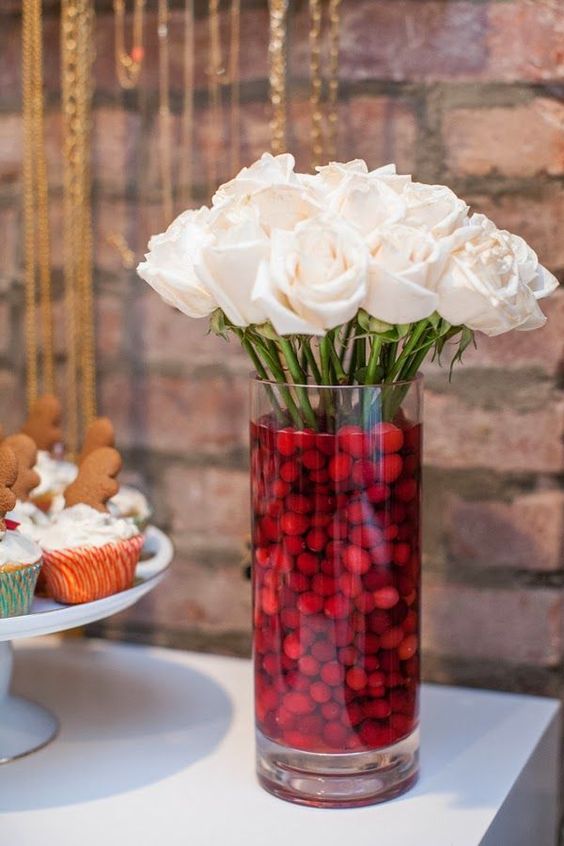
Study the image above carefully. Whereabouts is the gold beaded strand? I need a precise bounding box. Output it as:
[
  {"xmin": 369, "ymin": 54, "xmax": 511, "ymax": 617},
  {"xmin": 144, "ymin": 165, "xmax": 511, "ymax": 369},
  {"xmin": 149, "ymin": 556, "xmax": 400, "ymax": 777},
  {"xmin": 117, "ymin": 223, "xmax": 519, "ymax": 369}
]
[
  {"xmin": 326, "ymin": 0, "xmax": 343, "ymax": 161},
  {"xmin": 229, "ymin": 0, "xmax": 241, "ymax": 176},
  {"xmin": 179, "ymin": 0, "xmax": 195, "ymax": 210},
  {"xmin": 158, "ymin": 0, "xmax": 173, "ymax": 224},
  {"xmin": 113, "ymin": 0, "xmax": 146, "ymax": 90},
  {"xmin": 308, "ymin": 0, "xmax": 324, "ymax": 169},
  {"xmin": 22, "ymin": 0, "xmax": 55, "ymax": 407},
  {"xmin": 61, "ymin": 0, "xmax": 97, "ymax": 452},
  {"xmin": 268, "ymin": 0, "xmax": 289, "ymax": 156}
]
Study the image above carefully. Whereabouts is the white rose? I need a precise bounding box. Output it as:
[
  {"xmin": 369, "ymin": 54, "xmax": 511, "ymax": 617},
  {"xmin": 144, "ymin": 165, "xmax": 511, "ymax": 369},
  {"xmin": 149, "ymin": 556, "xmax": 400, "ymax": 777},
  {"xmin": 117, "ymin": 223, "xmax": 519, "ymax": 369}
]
[
  {"xmin": 212, "ymin": 152, "xmax": 300, "ymax": 205},
  {"xmin": 252, "ymin": 215, "xmax": 370, "ymax": 335},
  {"xmin": 401, "ymin": 182, "xmax": 469, "ymax": 237},
  {"xmin": 435, "ymin": 214, "xmax": 554, "ymax": 335},
  {"xmin": 363, "ymin": 224, "xmax": 443, "ymax": 324},
  {"xmin": 137, "ymin": 207, "xmax": 216, "ymax": 318},
  {"xmin": 325, "ymin": 174, "xmax": 407, "ymax": 237},
  {"xmin": 196, "ymin": 215, "xmax": 269, "ymax": 327},
  {"xmin": 305, "ymin": 161, "xmax": 411, "ymax": 198}
]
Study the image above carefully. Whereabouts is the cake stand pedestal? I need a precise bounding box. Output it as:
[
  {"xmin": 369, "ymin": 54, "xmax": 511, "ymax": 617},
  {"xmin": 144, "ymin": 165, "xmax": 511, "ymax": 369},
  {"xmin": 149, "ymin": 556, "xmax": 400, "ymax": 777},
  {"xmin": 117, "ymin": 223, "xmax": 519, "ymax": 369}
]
[{"xmin": 0, "ymin": 526, "xmax": 173, "ymax": 762}]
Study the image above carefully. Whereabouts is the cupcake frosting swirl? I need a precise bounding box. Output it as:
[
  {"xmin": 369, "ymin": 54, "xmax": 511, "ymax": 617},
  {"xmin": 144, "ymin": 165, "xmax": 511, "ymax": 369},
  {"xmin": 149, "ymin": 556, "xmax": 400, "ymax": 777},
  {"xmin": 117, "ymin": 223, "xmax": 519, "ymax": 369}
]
[
  {"xmin": 0, "ymin": 530, "xmax": 42, "ymax": 567},
  {"xmin": 33, "ymin": 450, "xmax": 78, "ymax": 496},
  {"xmin": 31, "ymin": 503, "xmax": 140, "ymax": 551}
]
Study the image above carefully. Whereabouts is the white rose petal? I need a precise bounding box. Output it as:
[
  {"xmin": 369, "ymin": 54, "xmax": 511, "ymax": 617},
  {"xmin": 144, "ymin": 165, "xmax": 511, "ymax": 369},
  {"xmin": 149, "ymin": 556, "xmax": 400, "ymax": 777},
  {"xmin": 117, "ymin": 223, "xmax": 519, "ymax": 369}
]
[
  {"xmin": 137, "ymin": 207, "xmax": 216, "ymax": 318},
  {"xmin": 197, "ymin": 218, "xmax": 269, "ymax": 327},
  {"xmin": 253, "ymin": 215, "xmax": 370, "ymax": 335},
  {"xmin": 212, "ymin": 152, "xmax": 300, "ymax": 205},
  {"xmin": 436, "ymin": 215, "xmax": 550, "ymax": 335},
  {"xmin": 402, "ymin": 182, "xmax": 469, "ymax": 237},
  {"xmin": 364, "ymin": 224, "xmax": 443, "ymax": 324}
]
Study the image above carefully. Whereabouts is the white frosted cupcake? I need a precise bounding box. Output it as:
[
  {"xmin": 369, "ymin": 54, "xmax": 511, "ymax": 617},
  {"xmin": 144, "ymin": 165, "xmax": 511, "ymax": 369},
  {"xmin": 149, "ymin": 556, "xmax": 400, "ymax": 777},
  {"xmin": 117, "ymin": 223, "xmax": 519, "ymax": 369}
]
[
  {"xmin": 0, "ymin": 529, "xmax": 43, "ymax": 618},
  {"xmin": 109, "ymin": 485, "xmax": 152, "ymax": 530},
  {"xmin": 31, "ymin": 446, "xmax": 143, "ymax": 605},
  {"xmin": 31, "ymin": 450, "xmax": 78, "ymax": 514}
]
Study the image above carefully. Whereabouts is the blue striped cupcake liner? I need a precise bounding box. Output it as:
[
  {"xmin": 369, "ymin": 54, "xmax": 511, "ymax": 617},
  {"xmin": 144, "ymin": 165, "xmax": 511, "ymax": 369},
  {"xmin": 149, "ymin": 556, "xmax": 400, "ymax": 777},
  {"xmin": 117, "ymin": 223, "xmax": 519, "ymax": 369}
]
[{"xmin": 0, "ymin": 561, "xmax": 42, "ymax": 618}]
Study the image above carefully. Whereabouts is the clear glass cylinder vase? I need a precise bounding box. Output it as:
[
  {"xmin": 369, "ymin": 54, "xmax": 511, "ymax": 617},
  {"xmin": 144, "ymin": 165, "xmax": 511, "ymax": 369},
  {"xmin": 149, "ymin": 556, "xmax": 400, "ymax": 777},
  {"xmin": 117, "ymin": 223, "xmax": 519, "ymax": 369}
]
[{"xmin": 250, "ymin": 377, "xmax": 422, "ymax": 807}]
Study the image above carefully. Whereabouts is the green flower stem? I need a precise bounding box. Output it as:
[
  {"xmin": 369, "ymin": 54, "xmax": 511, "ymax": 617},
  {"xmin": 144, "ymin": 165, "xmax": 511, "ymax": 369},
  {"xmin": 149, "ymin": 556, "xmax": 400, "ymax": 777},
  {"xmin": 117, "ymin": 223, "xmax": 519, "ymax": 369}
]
[
  {"xmin": 348, "ymin": 338, "xmax": 358, "ymax": 385},
  {"xmin": 386, "ymin": 320, "xmax": 429, "ymax": 383},
  {"xmin": 319, "ymin": 336, "xmax": 333, "ymax": 386},
  {"xmin": 278, "ymin": 338, "xmax": 317, "ymax": 430},
  {"xmin": 365, "ymin": 336, "xmax": 383, "ymax": 385},
  {"xmin": 252, "ymin": 336, "xmax": 303, "ymax": 427},
  {"xmin": 338, "ymin": 320, "xmax": 354, "ymax": 363},
  {"xmin": 302, "ymin": 338, "xmax": 322, "ymax": 384},
  {"xmin": 328, "ymin": 336, "xmax": 348, "ymax": 384}
]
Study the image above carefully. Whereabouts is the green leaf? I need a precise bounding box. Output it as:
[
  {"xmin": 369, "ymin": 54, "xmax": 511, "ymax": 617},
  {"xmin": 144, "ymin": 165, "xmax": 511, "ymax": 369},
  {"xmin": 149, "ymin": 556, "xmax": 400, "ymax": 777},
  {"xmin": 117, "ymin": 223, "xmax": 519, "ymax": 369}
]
[
  {"xmin": 253, "ymin": 321, "xmax": 279, "ymax": 341},
  {"xmin": 209, "ymin": 309, "xmax": 229, "ymax": 340},
  {"xmin": 449, "ymin": 327, "xmax": 475, "ymax": 379}
]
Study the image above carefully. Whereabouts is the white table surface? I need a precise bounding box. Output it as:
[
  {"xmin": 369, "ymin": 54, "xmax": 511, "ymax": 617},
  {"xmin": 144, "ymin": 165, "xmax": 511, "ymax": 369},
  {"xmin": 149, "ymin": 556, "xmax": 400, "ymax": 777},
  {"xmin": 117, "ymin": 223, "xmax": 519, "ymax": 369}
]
[{"xmin": 1, "ymin": 637, "xmax": 560, "ymax": 846}]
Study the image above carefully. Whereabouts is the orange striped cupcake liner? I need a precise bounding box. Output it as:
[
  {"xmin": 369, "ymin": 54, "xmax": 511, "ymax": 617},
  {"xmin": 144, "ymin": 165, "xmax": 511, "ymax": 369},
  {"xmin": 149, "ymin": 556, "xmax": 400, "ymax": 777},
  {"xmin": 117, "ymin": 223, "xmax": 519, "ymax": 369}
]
[{"xmin": 41, "ymin": 534, "xmax": 144, "ymax": 605}]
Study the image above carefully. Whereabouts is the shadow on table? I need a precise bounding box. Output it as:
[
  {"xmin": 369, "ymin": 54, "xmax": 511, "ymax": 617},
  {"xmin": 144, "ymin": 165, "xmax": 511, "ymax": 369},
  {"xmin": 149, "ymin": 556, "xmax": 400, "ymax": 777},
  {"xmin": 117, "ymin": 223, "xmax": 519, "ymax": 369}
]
[{"xmin": 1, "ymin": 641, "xmax": 233, "ymax": 811}]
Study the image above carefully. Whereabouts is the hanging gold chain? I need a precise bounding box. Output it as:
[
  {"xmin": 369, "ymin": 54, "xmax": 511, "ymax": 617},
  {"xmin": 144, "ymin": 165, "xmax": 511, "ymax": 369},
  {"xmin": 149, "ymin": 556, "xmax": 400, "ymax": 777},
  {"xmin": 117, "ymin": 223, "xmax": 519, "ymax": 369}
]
[
  {"xmin": 268, "ymin": 0, "xmax": 288, "ymax": 156},
  {"xmin": 207, "ymin": 0, "xmax": 223, "ymax": 196},
  {"xmin": 326, "ymin": 0, "xmax": 342, "ymax": 162},
  {"xmin": 178, "ymin": 0, "xmax": 195, "ymax": 210},
  {"xmin": 61, "ymin": 0, "xmax": 97, "ymax": 454},
  {"xmin": 308, "ymin": 0, "xmax": 323, "ymax": 169},
  {"xmin": 22, "ymin": 0, "xmax": 55, "ymax": 408},
  {"xmin": 229, "ymin": 0, "xmax": 241, "ymax": 176},
  {"xmin": 113, "ymin": 0, "xmax": 145, "ymax": 89},
  {"xmin": 158, "ymin": 0, "xmax": 173, "ymax": 223}
]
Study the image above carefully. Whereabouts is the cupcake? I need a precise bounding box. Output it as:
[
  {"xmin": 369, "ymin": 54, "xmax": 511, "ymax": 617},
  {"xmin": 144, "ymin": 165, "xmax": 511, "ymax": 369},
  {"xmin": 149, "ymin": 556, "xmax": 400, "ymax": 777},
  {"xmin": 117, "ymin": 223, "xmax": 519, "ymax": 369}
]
[
  {"xmin": 20, "ymin": 394, "xmax": 78, "ymax": 513},
  {"xmin": 31, "ymin": 446, "xmax": 143, "ymax": 604},
  {"xmin": 0, "ymin": 445, "xmax": 43, "ymax": 617},
  {"xmin": 78, "ymin": 417, "xmax": 152, "ymax": 530},
  {"xmin": 109, "ymin": 485, "xmax": 152, "ymax": 531}
]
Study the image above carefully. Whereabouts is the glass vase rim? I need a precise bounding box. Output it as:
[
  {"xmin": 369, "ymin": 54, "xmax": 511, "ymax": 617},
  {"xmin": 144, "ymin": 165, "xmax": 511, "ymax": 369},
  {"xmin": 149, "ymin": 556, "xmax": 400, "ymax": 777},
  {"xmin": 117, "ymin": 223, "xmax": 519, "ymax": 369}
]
[{"xmin": 250, "ymin": 372, "xmax": 424, "ymax": 390}]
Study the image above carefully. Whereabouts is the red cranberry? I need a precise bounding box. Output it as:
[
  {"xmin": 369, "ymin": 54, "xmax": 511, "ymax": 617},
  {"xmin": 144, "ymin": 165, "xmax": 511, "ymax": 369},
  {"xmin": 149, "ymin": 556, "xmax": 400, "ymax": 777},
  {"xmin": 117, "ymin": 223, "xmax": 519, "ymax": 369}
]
[
  {"xmin": 284, "ymin": 535, "xmax": 305, "ymax": 555},
  {"xmin": 306, "ymin": 528, "xmax": 327, "ymax": 552},
  {"xmin": 312, "ymin": 574, "xmax": 337, "ymax": 596},
  {"xmin": 276, "ymin": 429, "xmax": 298, "ymax": 457},
  {"xmin": 283, "ymin": 634, "xmax": 302, "ymax": 660},
  {"xmin": 280, "ymin": 461, "xmax": 299, "ymax": 483},
  {"xmin": 371, "ymin": 542, "xmax": 393, "ymax": 566},
  {"xmin": 372, "ymin": 421, "xmax": 404, "ymax": 454},
  {"xmin": 323, "ymin": 721, "xmax": 348, "ymax": 747},
  {"xmin": 324, "ymin": 594, "xmax": 350, "ymax": 619},
  {"xmin": 345, "ymin": 667, "xmax": 367, "ymax": 691},
  {"xmin": 281, "ymin": 512, "xmax": 309, "ymax": 536},
  {"xmin": 339, "ymin": 572, "xmax": 362, "ymax": 598},
  {"xmin": 272, "ymin": 479, "xmax": 291, "ymax": 498},
  {"xmin": 302, "ymin": 449, "xmax": 325, "ymax": 471},
  {"xmin": 293, "ymin": 430, "xmax": 316, "ymax": 450},
  {"xmin": 380, "ymin": 626, "xmax": 404, "ymax": 649},
  {"xmin": 296, "ymin": 552, "xmax": 318, "ymax": 575},
  {"xmin": 398, "ymin": 634, "xmax": 418, "ymax": 661},
  {"xmin": 351, "ymin": 459, "xmax": 377, "ymax": 486},
  {"xmin": 342, "ymin": 545, "xmax": 371, "ymax": 574},
  {"xmin": 328, "ymin": 453, "xmax": 353, "ymax": 482},
  {"xmin": 395, "ymin": 479, "xmax": 418, "ymax": 503},
  {"xmin": 286, "ymin": 493, "xmax": 312, "ymax": 514},
  {"xmin": 283, "ymin": 693, "xmax": 315, "ymax": 715},
  {"xmin": 337, "ymin": 425, "xmax": 366, "ymax": 458},
  {"xmin": 373, "ymin": 586, "xmax": 400, "ymax": 609},
  {"xmin": 311, "ymin": 640, "xmax": 335, "ymax": 662},
  {"xmin": 310, "ymin": 681, "xmax": 332, "ymax": 703},
  {"xmin": 297, "ymin": 592, "xmax": 323, "ymax": 614},
  {"xmin": 320, "ymin": 661, "xmax": 342, "ymax": 686},
  {"xmin": 309, "ymin": 469, "xmax": 329, "ymax": 484},
  {"xmin": 298, "ymin": 655, "xmax": 320, "ymax": 676},
  {"xmin": 367, "ymin": 483, "xmax": 390, "ymax": 504},
  {"xmin": 378, "ymin": 454, "xmax": 403, "ymax": 484},
  {"xmin": 321, "ymin": 701, "xmax": 341, "ymax": 720}
]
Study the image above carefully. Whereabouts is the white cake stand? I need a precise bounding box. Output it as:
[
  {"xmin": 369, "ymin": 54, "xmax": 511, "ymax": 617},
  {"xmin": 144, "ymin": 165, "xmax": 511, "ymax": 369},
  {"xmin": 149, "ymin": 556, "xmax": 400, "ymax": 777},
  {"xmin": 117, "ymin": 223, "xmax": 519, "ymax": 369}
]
[{"xmin": 0, "ymin": 526, "xmax": 173, "ymax": 763}]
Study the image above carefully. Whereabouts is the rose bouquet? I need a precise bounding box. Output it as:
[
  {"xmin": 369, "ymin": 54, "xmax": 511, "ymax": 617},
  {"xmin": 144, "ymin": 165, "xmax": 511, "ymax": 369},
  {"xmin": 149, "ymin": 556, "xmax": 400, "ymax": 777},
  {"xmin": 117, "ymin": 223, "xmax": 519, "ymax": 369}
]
[
  {"xmin": 138, "ymin": 155, "xmax": 558, "ymax": 807},
  {"xmin": 138, "ymin": 154, "xmax": 557, "ymax": 428}
]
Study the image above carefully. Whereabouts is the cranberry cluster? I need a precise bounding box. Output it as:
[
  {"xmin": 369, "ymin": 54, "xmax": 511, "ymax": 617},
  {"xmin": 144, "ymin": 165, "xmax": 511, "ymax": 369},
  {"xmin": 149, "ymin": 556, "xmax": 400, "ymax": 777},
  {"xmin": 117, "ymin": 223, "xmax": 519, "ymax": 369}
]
[{"xmin": 251, "ymin": 416, "xmax": 421, "ymax": 754}]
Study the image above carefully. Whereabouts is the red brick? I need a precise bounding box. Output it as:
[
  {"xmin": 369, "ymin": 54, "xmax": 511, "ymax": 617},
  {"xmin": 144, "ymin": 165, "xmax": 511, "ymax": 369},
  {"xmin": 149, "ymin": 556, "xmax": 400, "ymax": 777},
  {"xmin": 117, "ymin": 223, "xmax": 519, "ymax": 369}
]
[
  {"xmin": 458, "ymin": 290, "xmax": 564, "ymax": 377},
  {"xmin": 163, "ymin": 465, "xmax": 249, "ymax": 547},
  {"xmin": 344, "ymin": 96, "xmax": 417, "ymax": 173},
  {"xmin": 0, "ymin": 114, "xmax": 22, "ymax": 185},
  {"xmin": 0, "ymin": 370, "xmax": 26, "ymax": 436},
  {"xmin": 423, "ymin": 581, "xmax": 564, "ymax": 666},
  {"xmin": 446, "ymin": 491, "xmax": 564, "ymax": 572},
  {"xmin": 100, "ymin": 370, "xmax": 249, "ymax": 455},
  {"xmin": 424, "ymin": 390, "xmax": 564, "ymax": 473},
  {"xmin": 293, "ymin": 1, "xmax": 488, "ymax": 83},
  {"xmin": 92, "ymin": 108, "xmax": 142, "ymax": 192},
  {"xmin": 487, "ymin": 1, "xmax": 564, "ymax": 82},
  {"xmin": 136, "ymin": 290, "xmax": 246, "ymax": 369},
  {"xmin": 466, "ymin": 188, "xmax": 564, "ymax": 273},
  {"xmin": 96, "ymin": 294, "xmax": 124, "ymax": 360},
  {"xmin": 0, "ymin": 206, "xmax": 19, "ymax": 283},
  {"xmin": 444, "ymin": 99, "xmax": 564, "ymax": 178},
  {"xmin": 120, "ymin": 554, "xmax": 251, "ymax": 635}
]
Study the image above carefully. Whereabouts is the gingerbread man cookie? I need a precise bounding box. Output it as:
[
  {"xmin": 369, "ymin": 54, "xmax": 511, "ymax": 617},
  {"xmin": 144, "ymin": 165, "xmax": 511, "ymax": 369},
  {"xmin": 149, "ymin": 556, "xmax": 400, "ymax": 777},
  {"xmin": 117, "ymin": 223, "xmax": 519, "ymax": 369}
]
[
  {"xmin": 78, "ymin": 417, "xmax": 115, "ymax": 465},
  {"xmin": 21, "ymin": 394, "xmax": 63, "ymax": 452},
  {"xmin": 64, "ymin": 447, "xmax": 122, "ymax": 513},
  {"xmin": 3, "ymin": 434, "xmax": 40, "ymax": 502},
  {"xmin": 0, "ymin": 445, "xmax": 18, "ymax": 533}
]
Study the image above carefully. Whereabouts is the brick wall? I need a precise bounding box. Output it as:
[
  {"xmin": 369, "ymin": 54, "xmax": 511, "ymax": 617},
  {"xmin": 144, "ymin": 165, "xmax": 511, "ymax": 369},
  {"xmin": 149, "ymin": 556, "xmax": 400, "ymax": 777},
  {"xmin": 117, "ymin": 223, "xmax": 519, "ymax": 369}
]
[{"xmin": 1, "ymin": 1, "xmax": 563, "ymax": 695}]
